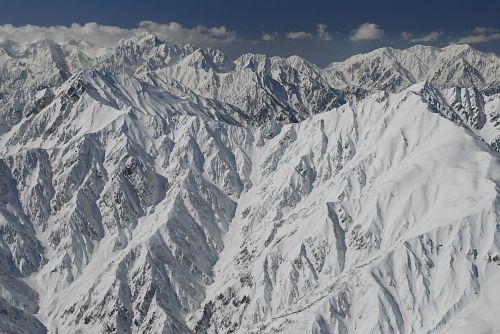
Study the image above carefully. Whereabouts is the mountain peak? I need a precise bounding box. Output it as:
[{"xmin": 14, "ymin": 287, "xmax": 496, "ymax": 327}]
[
  {"xmin": 118, "ymin": 32, "xmax": 163, "ymax": 46},
  {"xmin": 0, "ymin": 34, "xmax": 500, "ymax": 334}
]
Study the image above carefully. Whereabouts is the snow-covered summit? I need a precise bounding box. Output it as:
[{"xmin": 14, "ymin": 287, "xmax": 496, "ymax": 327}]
[
  {"xmin": 1, "ymin": 36, "xmax": 498, "ymax": 125},
  {"xmin": 324, "ymin": 44, "xmax": 499, "ymax": 96},
  {"xmin": 0, "ymin": 36, "xmax": 499, "ymax": 334}
]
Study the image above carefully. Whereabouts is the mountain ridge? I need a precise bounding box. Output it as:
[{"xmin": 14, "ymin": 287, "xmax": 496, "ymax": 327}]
[
  {"xmin": 0, "ymin": 35, "xmax": 499, "ymax": 334},
  {"xmin": 1, "ymin": 34, "xmax": 498, "ymax": 126}
]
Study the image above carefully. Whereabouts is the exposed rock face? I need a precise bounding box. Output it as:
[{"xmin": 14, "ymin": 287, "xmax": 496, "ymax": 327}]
[{"xmin": 0, "ymin": 36, "xmax": 499, "ymax": 333}]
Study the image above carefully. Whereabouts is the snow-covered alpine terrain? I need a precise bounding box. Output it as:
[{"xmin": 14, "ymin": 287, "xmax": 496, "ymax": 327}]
[{"xmin": 0, "ymin": 34, "xmax": 499, "ymax": 334}]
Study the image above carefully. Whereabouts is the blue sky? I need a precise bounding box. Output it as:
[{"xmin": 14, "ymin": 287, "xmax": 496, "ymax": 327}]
[{"xmin": 1, "ymin": 0, "xmax": 499, "ymax": 66}]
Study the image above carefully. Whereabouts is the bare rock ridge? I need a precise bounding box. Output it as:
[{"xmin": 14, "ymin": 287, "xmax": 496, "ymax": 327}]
[{"xmin": 0, "ymin": 35, "xmax": 499, "ymax": 333}]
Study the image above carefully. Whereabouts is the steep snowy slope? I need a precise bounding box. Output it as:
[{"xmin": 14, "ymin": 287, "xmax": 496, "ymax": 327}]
[
  {"xmin": 153, "ymin": 53, "xmax": 345, "ymax": 122},
  {"xmin": 1, "ymin": 35, "xmax": 498, "ymax": 127},
  {"xmin": 324, "ymin": 45, "xmax": 500, "ymax": 97},
  {"xmin": 0, "ymin": 68, "xmax": 253, "ymax": 333},
  {"xmin": 0, "ymin": 35, "xmax": 499, "ymax": 334},
  {"xmin": 0, "ymin": 73, "xmax": 499, "ymax": 333},
  {"xmin": 190, "ymin": 85, "xmax": 500, "ymax": 334},
  {"xmin": 440, "ymin": 86, "xmax": 500, "ymax": 151},
  {"xmin": 0, "ymin": 38, "xmax": 97, "ymax": 136}
]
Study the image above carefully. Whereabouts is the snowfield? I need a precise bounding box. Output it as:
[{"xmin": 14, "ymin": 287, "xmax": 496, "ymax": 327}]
[{"xmin": 0, "ymin": 35, "xmax": 499, "ymax": 334}]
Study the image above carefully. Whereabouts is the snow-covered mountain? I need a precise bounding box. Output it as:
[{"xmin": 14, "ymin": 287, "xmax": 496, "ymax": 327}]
[
  {"xmin": 324, "ymin": 44, "xmax": 500, "ymax": 98},
  {"xmin": 0, "ymin": 35, "xmax": 499, "ymax": 334},
  {"xmin": 1, "ymin": 34, "xmax": 498, "ymax": 126}
]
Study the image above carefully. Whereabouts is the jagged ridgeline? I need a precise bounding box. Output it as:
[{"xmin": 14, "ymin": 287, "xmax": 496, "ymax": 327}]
[{"xmin": 0, "ymin": 34, "xmax": 499, "ymax": 334}]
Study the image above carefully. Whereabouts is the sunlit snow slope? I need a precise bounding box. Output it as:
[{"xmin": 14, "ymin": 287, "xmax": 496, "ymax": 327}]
[{"xmin": 0, "ymin": 35, "xmax": 499, "ymax": 334}]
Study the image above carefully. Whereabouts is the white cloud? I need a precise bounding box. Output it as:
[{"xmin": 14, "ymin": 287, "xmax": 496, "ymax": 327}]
[
  {"xmin": 138, "ymin": 21, "xmax": 238, "ymax": 46},
  {"xmin": 0, "ymin": 23, "xmax": 128, "ymax": 46},
  {"xmin": 284, "ymin": 24, "xmax": 332, "ymax": 41},
  {"xmin": 0, "ymin": 21, "xmax": 239, "ymax": 47},
  {"xmin": 456, "ymin": 27, "xmax": 500, "ymax": 44},
  {"xmin": 285, "ymin": 31, "xmax": 313, "ymax": 40},
  {"xmin": 350, "ymin": 23, "xmax": 384, "ymax": 42},
  {"xmin": 261, "ymin": 32, "xmax": 277, "ymax": 41},
  {"xmin": 400, "ymin": 31, "xmax": 412, "ymax": 41},
  {"xmin": 401, "ymin": 30, "xmax": 444, "ymax": 43},
  {"xmin": 317, "ymin": 23, "xmax": 333, "ymax": 41}
]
